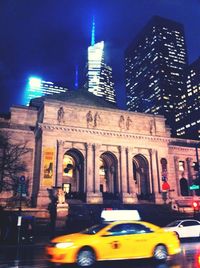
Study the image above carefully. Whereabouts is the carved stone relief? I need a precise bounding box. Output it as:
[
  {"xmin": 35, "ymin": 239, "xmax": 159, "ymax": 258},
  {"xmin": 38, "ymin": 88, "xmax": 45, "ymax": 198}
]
[
  {"xmin": 149, "ymin": 119, "xmax": 156, "ymax": 135},
  {"xmin": 126, "ymin": 116, "xmax": 132, "ymax": 130},
  {"xmin": 119, "ymin": 115, "xmax": 125, "ymax": 130},
  {"xmin": 86, "ymin": 111, "xmax": 101, "ymax": 128},
  {"xmin": 57, "ymin": 107, "xmax": 65, "ymax": 123},
  {"xmin": 119, "ymin": 115, "xmax": 132, "ymax": 131},
  {"xmin": 94, "ymin": 112, "xmax": 101, "ymax": 127}
]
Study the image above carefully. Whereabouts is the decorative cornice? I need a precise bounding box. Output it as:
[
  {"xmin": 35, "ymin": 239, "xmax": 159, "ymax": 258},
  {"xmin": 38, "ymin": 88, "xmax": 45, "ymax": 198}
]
[
  {"xmin": 0, "ymin": 127, "xmax": 34, "ymax": 135},
  {"xmin": 169, "ymin": 146, "xmax": 196, "ymax": 152},
  {"xmin": 38, "ymin": 123, "xmax": 171, "ymax": 143}
]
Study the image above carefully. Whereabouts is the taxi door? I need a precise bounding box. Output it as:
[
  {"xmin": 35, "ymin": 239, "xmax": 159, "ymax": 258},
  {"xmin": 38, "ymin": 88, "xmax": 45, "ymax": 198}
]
[
  {"xmin": 98, "ymin": 224, "xmax": 133, "ymax": 260},
  {"xmin": 124, "ymin": 223, "xmax": 158, "ymax": 258},
  {"xmin": 125, "ymin": 232, "xmax": 157, "ymax": 258}
]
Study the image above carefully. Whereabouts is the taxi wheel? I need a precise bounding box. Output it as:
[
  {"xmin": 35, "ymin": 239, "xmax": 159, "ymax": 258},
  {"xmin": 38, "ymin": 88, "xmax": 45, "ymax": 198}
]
[
  {"xmin": 77, "ymin": 248, "xmax": 96, "ymax": 267},
  {"xmin": 153, "ymin": 245, "xmax": 168, "ymax": 261}
]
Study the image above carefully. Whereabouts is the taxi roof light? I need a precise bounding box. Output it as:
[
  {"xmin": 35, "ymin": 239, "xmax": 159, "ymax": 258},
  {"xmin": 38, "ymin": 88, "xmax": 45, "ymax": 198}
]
[{"xmin": 101, "ymin": 209, "xmax": 141, "ymax": 222}]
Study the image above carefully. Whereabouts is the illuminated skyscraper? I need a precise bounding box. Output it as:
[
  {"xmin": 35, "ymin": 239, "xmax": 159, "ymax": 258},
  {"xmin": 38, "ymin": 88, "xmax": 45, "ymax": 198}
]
[
  {"xmin": 99, "ymin": 64, "xmax": 116, "ymax": 103},
  {"xmin": 25, "ymin": 77, "xmax": 69, "ymax": 106},
  {"xmin": 176, "ymin": 57, "xmax": 200, "ymax": 139},
  {"xmin": 87, "ymin": 18, "xmax": 116, "ymax": 104},
  {"xmin": 125, "ymin": 16, "xmax": 188, "ymax": 135},
  {"xmin": 88, "ymin": 40, "xmax": 105, "ymax": 96}
]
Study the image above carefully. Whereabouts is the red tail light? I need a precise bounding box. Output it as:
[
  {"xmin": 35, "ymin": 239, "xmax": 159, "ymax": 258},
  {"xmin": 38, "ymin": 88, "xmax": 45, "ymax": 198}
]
[{"xmin": 192, "ymin": 201, "xmax": 199, "ymax": 210}]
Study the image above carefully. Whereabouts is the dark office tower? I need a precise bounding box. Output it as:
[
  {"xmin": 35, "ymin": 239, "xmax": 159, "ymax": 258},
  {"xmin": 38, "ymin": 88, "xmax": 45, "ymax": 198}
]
[
  {"xmin": 176, "ymin": 57, "xmax": 200, "ymax": 139},
  {"xmin": 125, "ymin": 16, "xmax": 188, "ymax": 135}
]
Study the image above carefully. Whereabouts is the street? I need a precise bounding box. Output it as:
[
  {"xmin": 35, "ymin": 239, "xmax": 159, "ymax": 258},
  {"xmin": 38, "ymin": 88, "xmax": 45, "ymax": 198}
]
[{"xmin": 0, "ymin": 239, "xmax": 199, "ymax": 268}]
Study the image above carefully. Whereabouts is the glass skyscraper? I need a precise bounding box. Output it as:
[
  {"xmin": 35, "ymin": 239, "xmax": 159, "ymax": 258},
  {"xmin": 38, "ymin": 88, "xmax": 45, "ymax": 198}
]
[
  {"xmin": 125, "ymin": 16, "xmax": 188, "ymax": 135},
  {"xmin": 25, "ymin": 77, "xmax": 69, "ymax": 106},
  {"xmin": 88, "ymin": 41, "xmax": 105, "ymax": 97},
  {"xmin": 87, "ymin": 18, "xmax": 116, "ymax": 104}
]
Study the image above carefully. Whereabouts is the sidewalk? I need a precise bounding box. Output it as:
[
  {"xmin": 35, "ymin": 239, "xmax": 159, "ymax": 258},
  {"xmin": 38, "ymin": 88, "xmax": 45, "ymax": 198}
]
[{"xmin": 0, "ymin": 223, "xmax": 67, "ymax": 248}]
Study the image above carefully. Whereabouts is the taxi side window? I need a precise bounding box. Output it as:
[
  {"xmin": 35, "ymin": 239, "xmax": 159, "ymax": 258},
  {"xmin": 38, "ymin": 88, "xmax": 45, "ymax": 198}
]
[
  {"xmin": 182, "ymin": 221, "xmax": 199, "ymax": 227},
  {"xmin": 108, "ymin": 223, "xmax": 152, "ymax": 236},
  {"xmin": 132, "ymin": 223, "xmax": 153, "ymax": 234}
]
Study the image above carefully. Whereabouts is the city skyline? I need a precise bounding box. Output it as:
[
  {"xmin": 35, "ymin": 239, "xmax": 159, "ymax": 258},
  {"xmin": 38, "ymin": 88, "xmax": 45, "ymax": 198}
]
[{"xmin": 0, "ymin": 0, "xmax": 200, "ymax": 113}]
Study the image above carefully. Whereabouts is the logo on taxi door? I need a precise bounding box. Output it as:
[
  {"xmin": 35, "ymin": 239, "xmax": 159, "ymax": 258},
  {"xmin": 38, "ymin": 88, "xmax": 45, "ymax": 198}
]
[{"xmin": 111, "ymin": 241, "xmax": 120, "ymax": 249}]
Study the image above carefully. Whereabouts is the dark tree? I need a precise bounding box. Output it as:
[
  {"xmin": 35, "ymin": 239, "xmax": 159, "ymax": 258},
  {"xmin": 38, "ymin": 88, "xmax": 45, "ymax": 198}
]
[{"xmin": 0, "ymin": 131, "xmax": 30, "ymax": 194}]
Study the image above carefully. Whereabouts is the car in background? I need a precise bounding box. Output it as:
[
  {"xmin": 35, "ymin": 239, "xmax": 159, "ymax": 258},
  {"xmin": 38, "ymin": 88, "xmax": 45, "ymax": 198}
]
[
  {"xmin": 164, "ymin": 219, "xmax": 200, "ymax": 239},
  {"xmin": 46, "ymin": 220, "xmax": 181, "ymax": 267}
]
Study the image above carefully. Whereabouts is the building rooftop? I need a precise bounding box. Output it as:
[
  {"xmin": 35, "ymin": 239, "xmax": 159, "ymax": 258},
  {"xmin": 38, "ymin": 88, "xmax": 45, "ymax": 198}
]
[{"xmin": 29, "ymin": 89, "xmax": 119, "ymax": 110}]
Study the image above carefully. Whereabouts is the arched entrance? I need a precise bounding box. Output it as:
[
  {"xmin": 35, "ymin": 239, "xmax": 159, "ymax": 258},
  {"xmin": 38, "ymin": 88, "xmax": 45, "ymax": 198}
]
[
  {"xmin": 133, "ymin": 154, "xmax": 150, "ymax": 200},
  {"xmin": 180, "ymin": 178, "xmax": 189, "ymax": 196},
  {"xmin": 100, "ymin": 152, "xmax": 118, "ymax": 200},
  {"xmin": 62, "ymin": 149, "xmax": 84, "ymax": 200}
]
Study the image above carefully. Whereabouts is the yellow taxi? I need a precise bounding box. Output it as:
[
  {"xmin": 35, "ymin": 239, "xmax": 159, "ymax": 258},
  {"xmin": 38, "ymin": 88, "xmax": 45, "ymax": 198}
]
[{"xmin": 46, "ymin": 220, "xmax": 181, "ymax": 267}]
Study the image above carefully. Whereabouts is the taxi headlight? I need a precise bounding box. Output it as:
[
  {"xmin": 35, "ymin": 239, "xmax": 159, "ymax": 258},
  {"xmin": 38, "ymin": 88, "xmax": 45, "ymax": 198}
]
[{"xmin": 55, "ymin": 242, "xmax": 74, "ymax": 249}]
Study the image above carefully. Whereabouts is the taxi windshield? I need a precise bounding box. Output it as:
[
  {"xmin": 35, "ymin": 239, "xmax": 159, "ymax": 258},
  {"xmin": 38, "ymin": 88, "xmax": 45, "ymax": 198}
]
[{"xmin": 81, "ymin": 223, "xmax": 109, "ymax": 235}]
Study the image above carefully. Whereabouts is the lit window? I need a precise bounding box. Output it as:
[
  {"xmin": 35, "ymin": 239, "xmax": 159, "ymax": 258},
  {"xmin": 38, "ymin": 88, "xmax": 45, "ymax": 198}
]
[
  {"xmin": 179, "ymin": 161, "xmax": 185, "ymax": 171},
  {"xmin": 63, "ymin": 155, "xmax": 74, "ymax": 177}
]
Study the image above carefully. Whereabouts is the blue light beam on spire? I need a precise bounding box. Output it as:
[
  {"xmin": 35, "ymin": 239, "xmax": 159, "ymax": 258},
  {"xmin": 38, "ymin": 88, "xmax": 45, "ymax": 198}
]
[
  {"xmin": 91, "ymin": 16, "xmax": 95, "ymax": 46},
  {"xmin": 74, "ymin": 65, "xmax": 79, "ymax": 89}
]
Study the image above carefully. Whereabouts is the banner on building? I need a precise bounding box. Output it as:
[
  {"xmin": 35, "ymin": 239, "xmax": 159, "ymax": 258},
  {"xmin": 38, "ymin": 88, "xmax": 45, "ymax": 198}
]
[{"xmin": 43, "ymin": 148, "xmax": 55, "ymax": 187}]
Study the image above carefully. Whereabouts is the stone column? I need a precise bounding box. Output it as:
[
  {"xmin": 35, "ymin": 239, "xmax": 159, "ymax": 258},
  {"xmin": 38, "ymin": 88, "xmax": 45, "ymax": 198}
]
[
  {"xmin": 37, "ymin": 143, "xmax": 51, "ymax": 208},
  {"xmin": 187, "ymin": 157, "xmax": 195, "ymax": 196},
  {"xmin": 94, "ymin": 144, "xmax": 101, "ymax": 193},
  {"xmin": 85, "ymin": 143, "xmax": 102, "ymax": 203},
  {"xmin": 118, "ymin": 146, "xmax": 135, "ymax": 204},
  {"xmin": 148, "ymin": 149, "xmax": 154, "ymax": 193},
  {"xmin": 56, "ymin": 140, "xmax": 64, "ymax": 187},
  {"xmin": 86, "ymin": 143, "xmax": 94, "ymax": 193},
  {"xmin": 187, "ymin": 157, "xmax": 194, "ymax": 180},
  {"xmin": 127, "ymin": 147, "xmax": 137, "ymax": 203},
  {"xmin": 93, "ymin": 144, "xmax": 103, "ymax": 203},
  {"xmin": 120, "ymin": 146, "xmax": 127, "ymax": 193},
  {"xmin": 149, "ymin": 149, "xmax": 162, "ymax": 203},
  {"xmin": 174, "ymin": 156, "xmax": 180, "ymax": 196}
]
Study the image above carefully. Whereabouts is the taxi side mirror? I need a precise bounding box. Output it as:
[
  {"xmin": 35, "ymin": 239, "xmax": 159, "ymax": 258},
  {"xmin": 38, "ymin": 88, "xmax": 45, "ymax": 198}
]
[{"xmin": 179, "ymin": 224, "xmax": 183, "ymax": 228}]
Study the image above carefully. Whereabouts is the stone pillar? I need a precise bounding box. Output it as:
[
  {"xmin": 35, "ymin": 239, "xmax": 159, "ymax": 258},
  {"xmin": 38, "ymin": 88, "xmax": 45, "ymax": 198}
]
[
  {"xmin": 85, "ymin": 143, "xmax": 101, "ymax": 203},
  {"xmin": 93, "ymin": 143, "xmax": 103, "ymax": 202},
  {"xmin": 37, "ymin": 142, "xmax": 55, "ymax": 208},
  {"xmin": 56, "ymin": 187, "xmax": 69, "ymax": 228},
  {"xmin": 149, "ymin": 149, "xmax": 162, "ymax": 204},
  {"xmin": 94, "ymin": 144, "xmax": 100, "ymax": 192},
  {"xmin": 120, "ymin": 146, "xmax": 127, "ymax": 193},
  {"xmin": 187, "ymin": 157, "xmax": 195, "ymax": 196},
  {"xmin": 119, "ymin": 146, "xmax": 135, "ymax": 204},
  {"xmin": 56, "ymin": 140, "xmax": 64, "ymax": 187},
  {"xmin": 187, "ymin": 157, "xmax": 194, "ymax": 181},
  {"xmin": 174, "ymin": 156, "xmax": 180, "ymax": 196},
  {"xmin": 127, "ymin": 147, "xmax": 137, "ymax": 203},
  {"xmin": 86, "ymin": 143, "xmax": 94, "ymax": 193},
  {"xmin": 56, "ymin": 203, "xmax": 69, "ymax": 228}
]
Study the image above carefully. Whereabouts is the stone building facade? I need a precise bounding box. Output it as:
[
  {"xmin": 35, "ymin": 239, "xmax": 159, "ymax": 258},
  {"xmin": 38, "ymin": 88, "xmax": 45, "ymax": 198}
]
[{"xmin": 0, "ymin": 91, "xmax": 199, "ymax": 208}]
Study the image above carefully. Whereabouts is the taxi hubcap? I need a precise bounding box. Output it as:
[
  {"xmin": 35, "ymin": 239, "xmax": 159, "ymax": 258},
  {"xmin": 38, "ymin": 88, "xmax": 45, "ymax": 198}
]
[
  {"xmin": 77, "ymin": 249, "xmax": 95, "ymax": 266},
  {"xmin": 154, "ymin": 245, "xmax": 167, "ymax": 260}
]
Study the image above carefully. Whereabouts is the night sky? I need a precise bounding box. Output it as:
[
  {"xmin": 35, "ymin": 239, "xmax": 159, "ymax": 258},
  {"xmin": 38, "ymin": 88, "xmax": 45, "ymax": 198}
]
[{"xmin": 0, "ymin": 0, "xmax": 200, "ymax": 113}]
